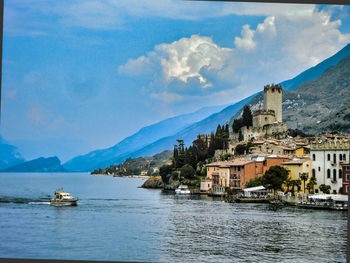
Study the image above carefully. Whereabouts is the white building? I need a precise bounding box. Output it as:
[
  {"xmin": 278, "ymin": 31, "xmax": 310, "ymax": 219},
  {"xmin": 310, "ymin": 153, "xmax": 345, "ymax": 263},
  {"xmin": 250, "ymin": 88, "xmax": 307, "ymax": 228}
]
[{"xmin": 311, "ymin": 140, "xmax": 350, "ymax": 194}]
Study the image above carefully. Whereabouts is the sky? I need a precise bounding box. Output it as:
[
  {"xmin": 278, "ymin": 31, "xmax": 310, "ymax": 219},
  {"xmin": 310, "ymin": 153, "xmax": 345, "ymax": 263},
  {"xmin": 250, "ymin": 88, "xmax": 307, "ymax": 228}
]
[{"xmin": 1, "ymin": 1, "xmax": 350, "ymax": 162}]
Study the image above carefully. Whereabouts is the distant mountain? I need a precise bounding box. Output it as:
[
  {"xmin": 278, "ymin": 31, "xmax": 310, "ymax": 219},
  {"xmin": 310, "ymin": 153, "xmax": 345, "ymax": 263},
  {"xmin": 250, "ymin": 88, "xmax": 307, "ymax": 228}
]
[
  {"xmin": 283, "ymin": 55, "xmax": 350, "ymax": 135},
  {"xmin": 280, "ymin": 43, "xmax": 350, "ymax": 91},
  {"xmin": 228, "ymin": 43, "xmax": 350, "ymax": 127},
  {"xmin": 1, "ymin": 156, "xmax": 66, "ymax": 173},
  {"xmin": 0, "ymin": 137, "xmax": 25, "ymax": 170},
  {"xmin": 63, "ymin": 104, "xmax": 228, "ymax": 171},
  {"xmin": 91, "ymin": 150, "xmax": 173, "ymax": 176}
]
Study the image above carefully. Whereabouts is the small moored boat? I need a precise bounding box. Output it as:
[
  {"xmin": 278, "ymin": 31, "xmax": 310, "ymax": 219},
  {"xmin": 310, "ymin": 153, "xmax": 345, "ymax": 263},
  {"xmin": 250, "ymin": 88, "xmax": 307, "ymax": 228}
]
[
  {"xmin": 175, "ymin": 185, "xmax": 191, "ymax": 195},
  {"xmin": 50, "ymin": 189, "xmax": 78, "ymax": 206}
]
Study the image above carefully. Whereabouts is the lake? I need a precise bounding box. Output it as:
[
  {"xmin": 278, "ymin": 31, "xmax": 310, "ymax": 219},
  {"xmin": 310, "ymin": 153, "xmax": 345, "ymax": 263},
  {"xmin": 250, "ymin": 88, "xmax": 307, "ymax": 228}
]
[{"xmin": 0, "ymin": 173, "xmax": 347, "ymax": 263}]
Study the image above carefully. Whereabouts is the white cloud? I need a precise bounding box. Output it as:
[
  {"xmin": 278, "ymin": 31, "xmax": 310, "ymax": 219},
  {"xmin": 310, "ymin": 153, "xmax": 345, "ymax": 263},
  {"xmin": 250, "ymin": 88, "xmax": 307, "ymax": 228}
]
[
  {"xmin": 120, "ymin": 34, "xmax": 232, "ymax": 87},
  {"xmin": 118, "ymin": 56, "xmax": 152, "ymax": 76},
  {"xmin": 155, "ymin": 35, "xmax": 231, "ymax": 84},
  {"xmin": 234, "ymin": 25, "xmax": 256, "ymax": 51}
]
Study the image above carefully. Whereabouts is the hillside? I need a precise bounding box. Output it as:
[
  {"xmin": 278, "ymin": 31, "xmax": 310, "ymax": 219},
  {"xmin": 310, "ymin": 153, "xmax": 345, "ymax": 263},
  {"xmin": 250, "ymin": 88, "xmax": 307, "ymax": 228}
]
[
  {"xmin": 91, "ymin": 150, "xmax": 173, "ymax": 176},
  {"xmin": 1, "ymin": 156, "xmax": 66, "ymax": 173},
  {"xmin": 283, "ymin": 55, "xmax": 350, "ymax": 135}
]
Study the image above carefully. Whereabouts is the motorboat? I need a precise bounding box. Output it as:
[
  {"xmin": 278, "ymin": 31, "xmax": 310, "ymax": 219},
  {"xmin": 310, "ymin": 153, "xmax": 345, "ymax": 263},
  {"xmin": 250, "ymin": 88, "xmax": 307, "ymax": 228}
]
[
  {"xmin": 175, "ymin": 185, "xmax": 191, "ymax": 195},
  {"xmin": 50, "ymin": 189, "xmax": 78, "ymax": 206}
]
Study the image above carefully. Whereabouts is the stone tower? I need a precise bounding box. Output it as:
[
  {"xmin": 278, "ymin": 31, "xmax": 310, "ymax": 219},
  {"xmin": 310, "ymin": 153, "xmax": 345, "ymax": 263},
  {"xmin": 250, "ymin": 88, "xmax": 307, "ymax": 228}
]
[{"xmin": 263, "ymin": 84, "xmax": 282, "ymax": 123}]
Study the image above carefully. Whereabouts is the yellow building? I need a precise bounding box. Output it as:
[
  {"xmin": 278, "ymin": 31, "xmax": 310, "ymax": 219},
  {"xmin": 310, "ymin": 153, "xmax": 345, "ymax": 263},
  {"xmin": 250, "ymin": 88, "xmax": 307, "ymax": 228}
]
[
  {"xmin": 295, "ymin": 146, "xmax": 310, "ymax": 158},
  {"xmin": 282, "ymin": 158, "xmax": 312, "ymax": 194}
]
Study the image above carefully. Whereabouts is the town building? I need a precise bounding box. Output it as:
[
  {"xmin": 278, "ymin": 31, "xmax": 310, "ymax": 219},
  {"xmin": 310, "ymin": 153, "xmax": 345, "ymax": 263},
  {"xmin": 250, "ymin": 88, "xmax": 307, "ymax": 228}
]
[
  {"xmin": 341, "ymin": 162, "xmax": 350, "ymax": 195},
  {"xmin": 205, "ymin": 155, "xmax": 291, "ymax": 193},
  {"xmin": 310, "ymin": 140, "xmax": 350, "ymax": 194},
  {"xmin": 282, "ymin": 158, "xmax": 312, "ymax": 194}
]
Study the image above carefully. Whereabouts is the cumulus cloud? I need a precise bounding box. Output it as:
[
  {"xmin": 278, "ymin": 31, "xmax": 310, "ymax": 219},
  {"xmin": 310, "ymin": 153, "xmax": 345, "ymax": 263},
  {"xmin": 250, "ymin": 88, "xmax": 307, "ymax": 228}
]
[
  {"xmin": 234, "ymin": 25, "xmax": 256, "ymax": 51},
  {"xmin": 119, "ymin": 34, "xmax": 232, "ymax": 91},
  {"xmin": 118, "ymin": 5, "xmax": 350, "ymax": 105}
]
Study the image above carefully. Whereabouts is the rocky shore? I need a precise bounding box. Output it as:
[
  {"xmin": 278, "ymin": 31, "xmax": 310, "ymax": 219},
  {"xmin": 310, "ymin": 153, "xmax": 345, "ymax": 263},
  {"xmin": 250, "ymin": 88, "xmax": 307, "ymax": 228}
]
[{"xmin": 141, "ymin": 176, "xmax": 164, "ymax": 189}]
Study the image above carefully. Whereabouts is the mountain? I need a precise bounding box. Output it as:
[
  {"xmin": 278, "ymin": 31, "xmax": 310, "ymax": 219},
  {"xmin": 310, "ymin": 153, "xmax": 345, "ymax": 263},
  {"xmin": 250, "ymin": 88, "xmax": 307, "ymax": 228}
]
[
  {"xmin": 63, "ymin": 103, "xmax": 228, "ymax": 171},
  {"xmin": 228, "ymin": 43, "xmax": 350, "ymax": 127},
  {"xmin": 279, "ymin": 43, "xmax": 350, "ymax": 91},
  {"xmin": 91, "ymin": 150, "xmax": 173, "ymax": 176},
  {"xmin": 283, "ymin": 55, "xmax": 350, "ymax": 135},
  {"xmin": 1, "ymin": 156, "xmax": 66, "ymax": 173},
  {"xmin": 0, "ymin": 137, "xmax": 25, "ymax": 170}
]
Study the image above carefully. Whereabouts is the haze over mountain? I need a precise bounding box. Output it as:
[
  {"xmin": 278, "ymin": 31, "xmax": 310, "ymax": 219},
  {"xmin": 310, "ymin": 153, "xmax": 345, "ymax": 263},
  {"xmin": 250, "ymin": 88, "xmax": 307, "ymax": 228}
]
[
  {"xmin": 63, "ymin": 43, "xmax": 350, "ymax": 172},
  {"xmin": 1, "ymin": 156, "xmax": 66, "ymax": 173},
  {"xmin": 0, "ymin": 137, "xmax": 25, "ymax": 170}
]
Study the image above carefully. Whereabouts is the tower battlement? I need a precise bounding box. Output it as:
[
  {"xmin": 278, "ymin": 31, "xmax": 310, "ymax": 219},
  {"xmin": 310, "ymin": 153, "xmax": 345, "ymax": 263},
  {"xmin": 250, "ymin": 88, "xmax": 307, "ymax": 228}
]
[{"xmin": 263, "ymin": 84, "xmax": 283, "ymax": 123}]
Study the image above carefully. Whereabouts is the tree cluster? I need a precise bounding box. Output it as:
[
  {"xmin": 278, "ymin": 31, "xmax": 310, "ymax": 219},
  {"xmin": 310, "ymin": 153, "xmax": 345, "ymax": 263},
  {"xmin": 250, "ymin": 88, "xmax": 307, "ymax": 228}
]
[
  {"xmin": 160, "ymin": 124, "xmax": 231, "ymax": 185},
  {"xmin": 232, "ymin": 105, "xmax": 253, "ymax": 134},
  {"xmin": 172, "ymin": 124, "xmax": 230, "ymax": 171},
  {"xmin": 245, "ymin": 166, "xmax": 320, "ymax": 196}
]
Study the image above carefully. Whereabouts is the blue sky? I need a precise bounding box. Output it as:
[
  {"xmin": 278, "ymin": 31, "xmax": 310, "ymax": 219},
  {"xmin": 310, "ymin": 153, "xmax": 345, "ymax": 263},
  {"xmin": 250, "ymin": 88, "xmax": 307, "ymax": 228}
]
[{"xmin": 1, "ymin": 1, "xmax": 350, "ymax": 162}]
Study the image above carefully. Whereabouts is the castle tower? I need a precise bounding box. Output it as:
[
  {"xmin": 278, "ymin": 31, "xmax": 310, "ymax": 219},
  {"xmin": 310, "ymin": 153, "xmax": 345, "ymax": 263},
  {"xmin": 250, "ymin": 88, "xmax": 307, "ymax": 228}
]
[{"xmin": 263, "ymin": 84, "xmax": 282, "ymax": 123}]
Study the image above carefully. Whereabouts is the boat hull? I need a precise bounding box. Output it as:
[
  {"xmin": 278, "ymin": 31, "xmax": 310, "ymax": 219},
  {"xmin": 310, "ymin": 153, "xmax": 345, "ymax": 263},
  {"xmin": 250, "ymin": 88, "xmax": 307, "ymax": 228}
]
[{"xmin": 50, "ymin": 198, "xmax": 78, "ymax": 206}]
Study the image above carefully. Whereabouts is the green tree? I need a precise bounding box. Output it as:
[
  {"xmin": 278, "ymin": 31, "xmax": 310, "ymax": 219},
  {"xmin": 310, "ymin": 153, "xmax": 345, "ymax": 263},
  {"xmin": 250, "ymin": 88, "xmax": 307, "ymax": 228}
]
[
  {"xmin": 245, "ymin": 177, "xmax": 263, "ymax": 188},
  {"xmin": 299, "ymin": 173, "xmax": 309, "ymax": 194},
  {"xmin": 290, "ymin": 179, "xmax": 302, "ymax": 195},
  {"xmin": 261, "ymin": 166, "xmax": 290, "ymax": 195},
  {"xmin": 232, "ymin": 118, "xmax": 243, "ymax": 133},
  {"xmin": 235, "ymin": 144, "xmax": 247, "ymax": 155},
  {"xmin": 242, "ymin": 105, "xmax": 253, "ymax": 127},
  {"xmin": 180, "ymin": 164, "xmax": 196, "ymax": 179},
  {"xmin": 159, "ymin": 164, "xmax": 173, "ymax": 184},
  {"xmin": 319, "ymin": 184, "xmax": 331, "ymax": 194},
  {"xmin": 284, "ymin": 177, "xmax": 293, "ymax": 193},
  {"xmin": 306, "ymin": 176, "xmax": 317, "ymax": 194}
]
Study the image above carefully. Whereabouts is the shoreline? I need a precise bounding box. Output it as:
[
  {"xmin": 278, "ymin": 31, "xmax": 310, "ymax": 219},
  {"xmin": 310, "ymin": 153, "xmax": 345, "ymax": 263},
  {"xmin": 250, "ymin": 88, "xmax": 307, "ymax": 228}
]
[{"xmin": 92, "ymin": 174, "xmax": 149, "ymax": 179}]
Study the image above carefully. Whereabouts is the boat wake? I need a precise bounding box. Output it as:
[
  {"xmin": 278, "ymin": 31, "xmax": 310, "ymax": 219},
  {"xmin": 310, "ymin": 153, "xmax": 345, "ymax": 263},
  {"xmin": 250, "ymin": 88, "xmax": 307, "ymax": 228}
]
[{"xmin": 0, "ymin": 196, "xmax": 51, "ymax": 205}]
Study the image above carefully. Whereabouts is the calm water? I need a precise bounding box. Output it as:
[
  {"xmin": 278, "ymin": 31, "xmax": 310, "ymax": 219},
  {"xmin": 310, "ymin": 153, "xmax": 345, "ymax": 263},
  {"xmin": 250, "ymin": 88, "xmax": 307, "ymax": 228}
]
[{"xmin": 0, "ymin": 173, "xmax": 347, "ymax": 263}]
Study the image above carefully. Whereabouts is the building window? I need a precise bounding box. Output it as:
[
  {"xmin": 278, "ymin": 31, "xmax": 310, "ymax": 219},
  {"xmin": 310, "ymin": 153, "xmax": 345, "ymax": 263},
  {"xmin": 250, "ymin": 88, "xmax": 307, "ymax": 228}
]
[
  {"xmin": 315, "ymin": 189, "xmax": 319, "ymax": 193},
  {"xmin": 318, "ymin": 167, "xmax": 321, "ymax": 172},
  {"xmin": 238, "ymin": 167, "xmax": 241, "ymax": 171},
  {"xmin": 327, "ymin": 154, "xmax": 330, "ymax": 161},
  {"xmin": 312, "ymin": 169, "xmax": 315, "ymax": 177},
  {"xmin": 340, "ymin": 154, "xmax": 342, "ymax": 161},
  {"xmin": 327, "ymin": 169, "xmax": 331, "ymax": 178},
  {"xmin": 343, "ymin": 154, "xmax": 346, "ymax": 161},
  {"xmin": 347, "ymin": 186, "xmax": 349, "ymax": 193},
  {"xmin": 347, "ymin": 174, "xmax": 350, "ymax": 181},
  {"xmin": 312, "ymin": 154, "xmax": 316, "ymax": 161},
  {"xmin": 339, "ymin": 169, "xmax": 342, "ymax": 179},
  {"xmin": 333, "ymin": 169, "xmax": 337, "ymax": 181},
  {"xmin": 333, "ymin": 154, "xmax": 336, "ymax": 163}
]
